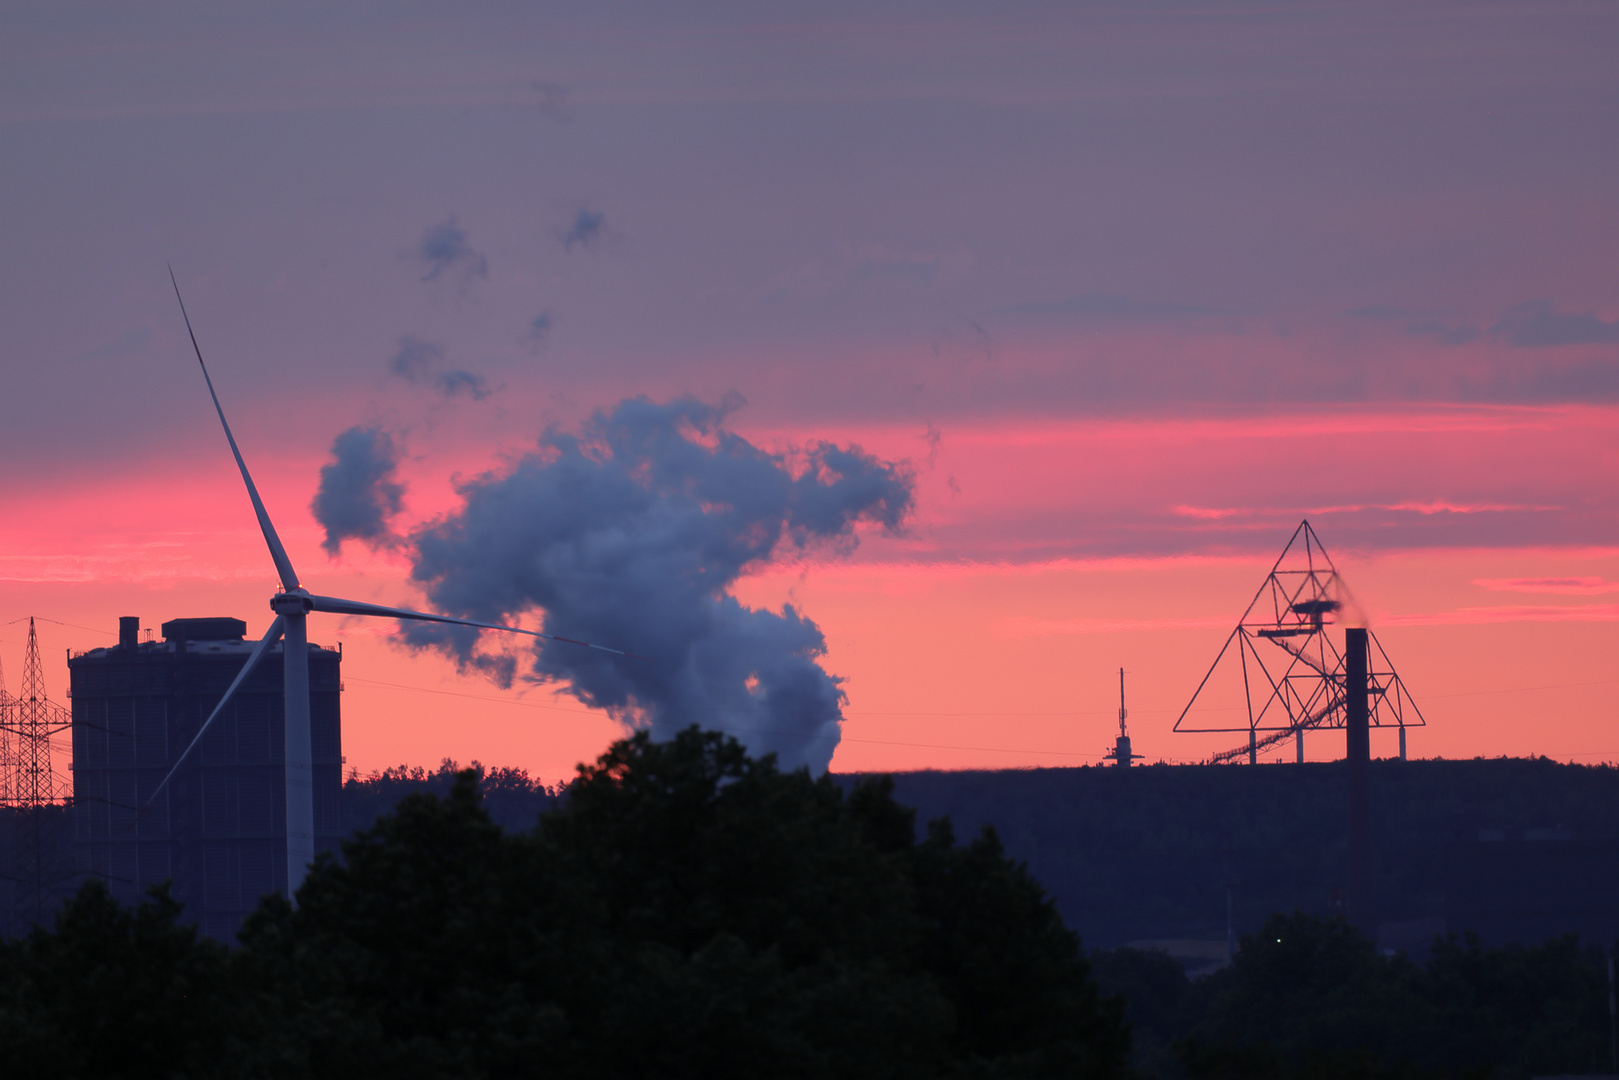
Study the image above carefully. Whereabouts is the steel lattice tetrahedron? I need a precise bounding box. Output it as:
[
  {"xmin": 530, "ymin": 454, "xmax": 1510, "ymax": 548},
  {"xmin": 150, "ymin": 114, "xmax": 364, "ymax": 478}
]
[{"xmin": 1174, "ymin": 520, "xmax": 1425, "ymax": 764}]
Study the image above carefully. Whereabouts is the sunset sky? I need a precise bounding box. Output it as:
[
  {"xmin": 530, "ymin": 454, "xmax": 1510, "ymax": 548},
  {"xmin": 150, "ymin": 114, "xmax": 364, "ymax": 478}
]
[{"xmin": 3, "ymin": 2, "xmax": 1617, "ymax": 785}]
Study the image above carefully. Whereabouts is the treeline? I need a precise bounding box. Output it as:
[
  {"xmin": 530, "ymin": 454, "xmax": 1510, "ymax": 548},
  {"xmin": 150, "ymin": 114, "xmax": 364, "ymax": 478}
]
[
  {"xmin": 2, "ymin": 739, "xmax": 1614, "ymax": 1078},
  {"xmin": 0, "ymin": 805, "xmax": 76, "ymax": 939},
  {"xmin": 0, "ymin": 766, "xmax": 560, "ymax": 940},
  {"xmin": 1092, "ymin": 916, "xmax": 1615, "ymax": 1079},
  {"xmin": 0, "ymin": 731, "xmax": 1127, "ymax": 1079},
  {"xmin": 342, "ymin": 759, "xmax": 562, "ymax": 835},
  {"xmin": 16, "ymin": 755, "xmax": 1616, "ymax": 950}
]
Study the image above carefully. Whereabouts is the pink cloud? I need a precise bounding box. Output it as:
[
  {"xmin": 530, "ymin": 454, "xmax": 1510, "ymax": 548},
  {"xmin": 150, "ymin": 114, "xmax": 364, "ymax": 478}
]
[
  {"xmin": 1170, "ymin": 505, "xmax": 1245, "ymax": 520},
  {"xmin": 997, "ymin": 615, "xmax": 1232, "ymax": 637},
  {"xmin": 1174, "ymin": 500, "xmax": 1558, "ymax": 520},
  {"xmin": 1383, "ymin": 604, "xmax": 1619, "ymax": 626},
  {"xmin": 1472, "ymin": 576, "xmax": 1619, "ymax": 595}
]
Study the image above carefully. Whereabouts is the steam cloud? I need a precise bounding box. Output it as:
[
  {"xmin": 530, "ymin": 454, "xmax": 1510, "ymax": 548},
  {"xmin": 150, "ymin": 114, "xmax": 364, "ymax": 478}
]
[
  {"xmin": 562, "ymin": 208, "xmax": 605, "ymax": 251},
  {"xmin": 436, "ymin": 369, "xmax": 490, "ymax": 400},
  {"xmin": 416, "ymin": 218, "xmax": 488, "ymax": 284},
  {"xmin": 312, "ymin": 427, "xmax": 405, "ymax": 554},
  {"xmin": 389, "ymin": 335, "xmax": 444, "ymax": 380},
  {"xmin": 396, "ymin": 396, "xmax": 914, "ymax": 773},
  {"xmin": 529, "ymin": 312, "xmax": 553, "ymax": 345},
  {"xmin": 389, "ymin": 335, "xmax": 490, "ymax": 400}
]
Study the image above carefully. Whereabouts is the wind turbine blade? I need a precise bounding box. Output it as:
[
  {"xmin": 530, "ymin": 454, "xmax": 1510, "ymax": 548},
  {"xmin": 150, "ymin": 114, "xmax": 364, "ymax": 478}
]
[
  {"xmin": 141, "ymin": 615, "xmax": 286, "ymax": 815},
  {"xmin": 168, "ymin": 267, "xmax": 301, "ymax": 592},
  {"xmin": 304, "ymin": 594, "xmax": 630, "ymax": 656}
]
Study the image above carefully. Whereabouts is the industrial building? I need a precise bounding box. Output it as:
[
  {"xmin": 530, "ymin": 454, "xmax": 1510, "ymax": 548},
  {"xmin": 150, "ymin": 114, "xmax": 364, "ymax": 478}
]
[{"xmin": 69, "ymin": 615, "xmax": 342, "ymax": 940}]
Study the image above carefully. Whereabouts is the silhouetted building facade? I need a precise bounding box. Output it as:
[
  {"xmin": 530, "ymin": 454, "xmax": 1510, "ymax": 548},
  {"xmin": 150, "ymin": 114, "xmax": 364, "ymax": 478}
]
[{"xmin": 69, "ymin": 616, "xmax": 341, "ymax": 939}]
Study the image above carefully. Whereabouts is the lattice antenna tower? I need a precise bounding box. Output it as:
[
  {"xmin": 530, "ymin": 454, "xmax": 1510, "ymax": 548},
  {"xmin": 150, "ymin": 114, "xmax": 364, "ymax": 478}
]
[
  {"xmin": 1174, "ymin": 521, "xmax": 1425, "ymax": 764},
  {"xmin": 1104, "ymin": 666, "xmax": 1135, "ymax": 767}
]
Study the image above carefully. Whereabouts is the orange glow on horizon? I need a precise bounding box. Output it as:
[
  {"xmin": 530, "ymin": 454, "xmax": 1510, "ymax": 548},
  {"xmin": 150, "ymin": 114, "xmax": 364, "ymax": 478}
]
[{"xmin": 4, "ymin": 403, "xmax": 1617, "ymax": 785}]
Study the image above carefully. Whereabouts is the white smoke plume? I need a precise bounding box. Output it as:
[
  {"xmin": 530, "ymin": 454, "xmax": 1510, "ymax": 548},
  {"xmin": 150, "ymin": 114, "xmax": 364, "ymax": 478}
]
[
  {"xmin": 397, "ymin": 396, "xmax": 913, "ymax": 773},
  {"xmin": 312, "ymin": 426, "xmax": 405, "ymax": 554}
]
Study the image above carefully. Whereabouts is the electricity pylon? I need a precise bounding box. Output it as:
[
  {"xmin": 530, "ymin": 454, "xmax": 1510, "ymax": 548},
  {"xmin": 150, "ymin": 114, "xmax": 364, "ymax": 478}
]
[
  {"xmin": 4, "ymin": 618, "xmax": 73, "ymax": 924},
  {"xmin": 15, "ymin": 618, "xmax": 68, "ymax": 808},
  {"xmin": 0, "ymin": 647, "xmax": 13, "ymax": 806}
]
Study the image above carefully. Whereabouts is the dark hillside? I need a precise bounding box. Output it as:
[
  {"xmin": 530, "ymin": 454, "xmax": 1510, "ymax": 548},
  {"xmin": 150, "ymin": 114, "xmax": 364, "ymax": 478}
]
[
  {"xmin": 339, "ymin": 755, "xmax": 1619, "ymax": 952},
  {"xmin": 23, "ymin": 754, "xmax": 1603, "ymax": 949},
  {"xmin": 856, "ymin": 758, "xmax": 1619, "ymax": 949}
]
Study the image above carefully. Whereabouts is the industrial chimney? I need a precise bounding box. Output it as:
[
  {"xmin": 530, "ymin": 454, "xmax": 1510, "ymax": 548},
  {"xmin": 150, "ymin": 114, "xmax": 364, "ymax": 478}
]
[
  {"xmin": 1344, "ymin": 627, "xmax": 1374, "ymax": 936},
  {"xmin": 119, "ymin": 616, "xmax": 139, "ymax": 651}
]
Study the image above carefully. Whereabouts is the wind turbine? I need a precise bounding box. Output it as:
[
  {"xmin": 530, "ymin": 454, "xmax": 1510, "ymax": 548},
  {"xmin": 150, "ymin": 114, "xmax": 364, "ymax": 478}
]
[{"xmin": 150, "ymin": 270, "xmax": 625, "ymax": 896}]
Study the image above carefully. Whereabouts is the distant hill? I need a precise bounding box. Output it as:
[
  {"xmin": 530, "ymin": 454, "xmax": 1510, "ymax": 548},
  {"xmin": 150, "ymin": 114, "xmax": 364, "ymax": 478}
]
[
  {"xmin": 851, "ymin": 757, "xmax": 1619, "ymax": 949},
  {"xmin": 10, "ymin": 755, "xmax": 1615, "ymax": 952},
  {"xmin": 341, "ymin": 755, "xmax": 1619, "ymax": 950}
]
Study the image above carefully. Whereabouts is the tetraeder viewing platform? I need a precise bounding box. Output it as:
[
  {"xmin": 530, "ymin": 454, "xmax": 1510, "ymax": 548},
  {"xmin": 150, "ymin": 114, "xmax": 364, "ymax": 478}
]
[
  {"xmin": 1174, "ymin": 520, "xmax": 1425, "ymax": 765},
  {"xmin": 68, "ymin": 616, "xmax": 343, "ymax": 940}
]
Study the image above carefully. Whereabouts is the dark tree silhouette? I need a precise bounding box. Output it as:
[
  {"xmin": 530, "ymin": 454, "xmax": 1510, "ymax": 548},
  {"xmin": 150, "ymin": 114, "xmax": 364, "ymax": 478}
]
[
  {"xmin": 237, "ymin": 727, "xmax": 1129, "ymax": 1078},
  {"xmin": 1092, "ymin": 910, "xmax": 1611, "ymax": 1079},
  {"xmin": 0, "ymin": 880, "xmax": 237, "ymax": 1078}
]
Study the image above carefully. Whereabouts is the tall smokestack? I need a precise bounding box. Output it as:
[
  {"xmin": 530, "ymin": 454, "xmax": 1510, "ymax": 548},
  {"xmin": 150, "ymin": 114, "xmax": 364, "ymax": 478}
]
[
  {"xmin": 1344, "ymin": 626, "xmax": 1374, "ymax": 937},
  {"xmin": 119, "ymin": 616, "xmax": 140, "ymax": 651}
]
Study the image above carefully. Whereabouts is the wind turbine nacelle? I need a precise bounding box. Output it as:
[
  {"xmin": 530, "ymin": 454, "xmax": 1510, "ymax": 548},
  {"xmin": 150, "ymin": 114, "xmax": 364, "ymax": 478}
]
[{"xmin": 270, "ymin": 592, "xmax": 314, "ymax": 617}]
